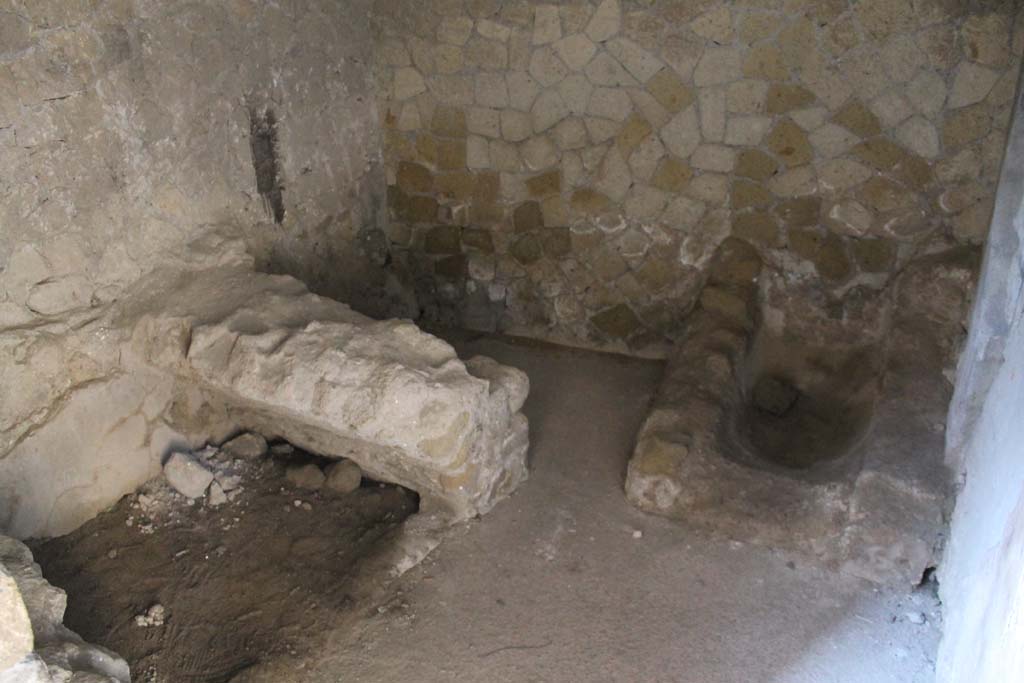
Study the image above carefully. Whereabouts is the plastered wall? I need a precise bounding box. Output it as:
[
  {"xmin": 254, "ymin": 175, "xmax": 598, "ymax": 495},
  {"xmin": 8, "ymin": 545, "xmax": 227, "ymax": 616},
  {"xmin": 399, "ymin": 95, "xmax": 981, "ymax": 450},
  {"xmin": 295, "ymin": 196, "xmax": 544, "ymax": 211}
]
[
  {"xmin": 938, "ymin": 66, "xmax": 1024, "ymax": 683},
  {"xmin": 0, "ymin": 0, "xmax": 390, "ymax": 537}
]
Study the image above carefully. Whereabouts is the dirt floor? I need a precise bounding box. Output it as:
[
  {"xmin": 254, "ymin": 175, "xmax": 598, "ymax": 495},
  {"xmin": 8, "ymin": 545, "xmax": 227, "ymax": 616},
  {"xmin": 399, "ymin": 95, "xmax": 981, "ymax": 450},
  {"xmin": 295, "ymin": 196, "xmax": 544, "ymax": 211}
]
[
  {"xmin": 32, "ymin": 336, "xmax": 942, "ymax": 682},
  {"xmin": 237, "ymin": 335, "xmax": 942, "ymax": 683},
  {"xmin": 30, "ymin": 450, "xmax": 417, "ymax": 683}
]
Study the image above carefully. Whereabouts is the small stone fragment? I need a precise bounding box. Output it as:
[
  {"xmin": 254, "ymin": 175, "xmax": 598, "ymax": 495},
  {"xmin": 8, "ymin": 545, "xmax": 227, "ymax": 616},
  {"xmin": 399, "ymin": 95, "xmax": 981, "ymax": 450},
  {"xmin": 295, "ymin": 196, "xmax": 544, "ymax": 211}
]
[
  {"xmin": 325, "ymin": 460, "xmax": 363, "ymax": 494},
  {"xmin": 285, "ymin": 464, "xmax": 326, "ymax": 490},
  {"xmin": 163, "ymin": 452, "xmax": 215, "ymax": 499},
  {"xmin": 208, "ymin": 481, "xmax": 227, "ymax": 507},
  {"xmin": 134, "ymin": 604, "xmax": 166, "ymax": 628},
  {"xmin": 220, "ymin": 433, "xmax": 268, "ymax": 460}
]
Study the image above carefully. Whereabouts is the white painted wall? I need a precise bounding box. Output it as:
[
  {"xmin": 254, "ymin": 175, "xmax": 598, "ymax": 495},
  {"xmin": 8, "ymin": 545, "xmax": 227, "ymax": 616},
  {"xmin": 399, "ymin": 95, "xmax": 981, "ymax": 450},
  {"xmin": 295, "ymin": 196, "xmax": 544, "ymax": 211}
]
[{"xmin": 938, "ymin": 72, "xmax": 1024, "ymax": 682}]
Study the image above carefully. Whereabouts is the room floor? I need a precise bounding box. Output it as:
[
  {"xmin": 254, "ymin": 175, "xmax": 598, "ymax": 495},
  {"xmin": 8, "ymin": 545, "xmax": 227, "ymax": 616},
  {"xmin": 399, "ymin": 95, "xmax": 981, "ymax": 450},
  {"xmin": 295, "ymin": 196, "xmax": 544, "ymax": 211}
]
[
  {"xmin": 30, "ymin": 335, "xmax": 941, "ymax": 682},
  {"xmin": 237, "ymin": 336, "xmax": 942, "ymax": 683}
]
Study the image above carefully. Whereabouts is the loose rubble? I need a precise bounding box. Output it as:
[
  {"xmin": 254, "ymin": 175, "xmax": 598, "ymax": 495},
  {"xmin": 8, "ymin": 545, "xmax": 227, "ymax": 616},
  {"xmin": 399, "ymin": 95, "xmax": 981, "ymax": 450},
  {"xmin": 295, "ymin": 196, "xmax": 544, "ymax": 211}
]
[{"xmin": 134, "ymin": 604, "xmax": 166, "ymax": 628}]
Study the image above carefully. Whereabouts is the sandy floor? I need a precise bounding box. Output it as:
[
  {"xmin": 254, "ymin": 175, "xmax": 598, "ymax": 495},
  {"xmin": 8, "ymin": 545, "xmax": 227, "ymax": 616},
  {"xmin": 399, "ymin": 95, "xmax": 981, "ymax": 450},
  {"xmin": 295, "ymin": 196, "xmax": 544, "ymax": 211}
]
[{"xmin": 262, "ymin": 335, "xmax": 941, "ymax": 683}]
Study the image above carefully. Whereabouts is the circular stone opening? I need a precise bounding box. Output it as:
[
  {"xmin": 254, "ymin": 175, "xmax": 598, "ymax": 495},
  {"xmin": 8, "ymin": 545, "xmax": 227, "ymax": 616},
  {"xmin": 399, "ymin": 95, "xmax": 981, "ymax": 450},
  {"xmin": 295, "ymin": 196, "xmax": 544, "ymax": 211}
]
[{"xmin": 737, "ymin": 337, "xmax": 882, "ymax": 471}]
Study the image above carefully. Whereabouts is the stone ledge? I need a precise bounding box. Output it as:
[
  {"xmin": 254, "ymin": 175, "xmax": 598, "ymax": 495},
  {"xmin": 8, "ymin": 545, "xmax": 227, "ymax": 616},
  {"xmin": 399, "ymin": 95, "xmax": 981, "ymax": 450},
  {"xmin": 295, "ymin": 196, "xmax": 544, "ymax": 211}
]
[{"xmin": 123, "ymin": 263, "xmax": 530, "ymax": 522}]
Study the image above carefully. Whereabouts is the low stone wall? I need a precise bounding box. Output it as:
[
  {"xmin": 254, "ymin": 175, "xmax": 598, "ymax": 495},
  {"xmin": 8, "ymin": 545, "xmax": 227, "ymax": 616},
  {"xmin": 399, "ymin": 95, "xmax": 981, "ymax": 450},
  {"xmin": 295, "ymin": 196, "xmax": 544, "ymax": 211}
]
[{"xmin": 374, "ymin": 0, "xmax": 1021, "ymax": 355}]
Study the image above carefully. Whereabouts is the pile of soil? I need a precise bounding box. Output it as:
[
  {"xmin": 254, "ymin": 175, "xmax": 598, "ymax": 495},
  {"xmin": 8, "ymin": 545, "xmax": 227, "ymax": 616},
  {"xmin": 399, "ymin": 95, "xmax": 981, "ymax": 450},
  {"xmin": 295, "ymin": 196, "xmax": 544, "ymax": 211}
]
[{"xmin": 30, "ymin": 447, "xmax": 418, "ymax": 683}]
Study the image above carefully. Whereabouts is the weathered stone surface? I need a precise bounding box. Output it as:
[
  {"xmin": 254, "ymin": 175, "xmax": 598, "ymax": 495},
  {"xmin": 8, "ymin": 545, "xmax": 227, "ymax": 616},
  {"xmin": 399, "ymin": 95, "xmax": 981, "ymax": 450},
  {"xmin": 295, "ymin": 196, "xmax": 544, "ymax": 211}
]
[
  {"xmin": 724, "ymin": 116, "xmax": 770, "ymax": 146},
  {"xmin": 558, "ymin": 74, "xmax": 594, "ymax": 115},
  {"xmin": 425, "ymin": 224, "xmax": 462, "ymax": 253},
  {"xmin": 743, "ymin": 43, "xmax": 787, "ymax": 81},
  {"xmin": 221, "ymin": 433, "xmax": 268, "ymax": 460},
  {"xmin": 660, "ymin": 106, "xmax": 701, "ymax": 158},
  {"xmin": 507, "ymin": 71, "xmax": 541, "ymax": 110},
  {"xmin": 531, "ymin": 90, "xmax": 570, "ymax": 132},
  {"xmin": 607, "ymin": 38, "xmax": 663, "ymax": 83},
  {"xmin": 521, "ymin": 135, "xmax": 559, "ymax": 170},
  {"xmin": 439, "ymin": 16, "xmax": 474, "ymax": 46},
  {"xmin": 766, "ymin": 120, "xmax": 814, "ymax": 166},
  {"xmin": 397, "ymin": 161, "xmax": 434, "ymax": 193},
  {"xmin": 907, "ymin": 71, "xmax": 947, "ymax": 117},
  {"xmin": 163, "ymin": 451, "xmax": 215, "ymax": 499},
  {"xmin": 553, "ymin": 34, "xmax": 597, "ymax": 71},
  {"xmin": 476, "ymin": 73, "xmax": 510, "ymax": 108},
  {"xmin": 501, "ymin": 109, "xmax": 532, "ymax": 142},
  {"xmin": 766, "ymin": 83, "xmax": 815, "ymax": 114},
  {"xmin": 896, "ymin": 116, "xmax": 940, "ymax": 159},
  {"xmin": 691, "ymin": 145, "xmax": 735, "ymax": 173},
  {"xmin": 870, "ymin": 91, "xmax": 914, "ymax": 129},
  {"xmin": 833, "ymin": 100, "xmax": 882, "ymax": 138},
  {"xmin": 587, "ymin": 87, "xmax": 632, "ymax": 121},
  {"xmin": 827, "ymin": 199, "xmax": 874, "ymax": 236},
  {"xmin": 510, "ymin": 234, "xmax": 543, "ymax": 265},
  {"xmin": 735, "ymin": 149, "xmax": 778, "ymax": 181},
  {"xmin": 646, "ymin": 68, "xmax": 693, "ymax": 113},
  {"xmin": 594, "ymin": 146, "xmax": 632, "ymax": 202},
  {"xmin": 691, "ymin": 6, "xmax": 733, "ymax": 44},
  {"xmin": 533, "ymin": 5, "xmax": 562, "ymax": 46},
  {"xmin": 586, "ymin": 0, "xmax": 621, "ymax": 43},
  {"xmin": 727, "ymin": 80, "xmax": 768, "ymax": 114},
  {"xmin": 395, "ymin": 67, "xmax": 428, "ymax": 100},
  {"xmin": 585, "ymin": 52, "xmax": 638, "ymax": 87},
  {"xmin": 949, "ymin": 62, "xmax": 1000, "ymax": 109},
  {"xmin": 626, "ymin": 240, "xmax": 967, "ymax": 584},
  {"xmin": 1, "ymin": 535, "xmax": 130, "ymax": 681},
  {"xmin": 286, "ymin": 464, "xmax": 326, "ymax": 490},
  {"xmin": 591, "ymin": 304, "xmax": 642, "ymax": 339},
  {"xmin": 818, "ymin": 159, "xmax": 872, "ymax": 192},
  {"xmin": 127, "ymin": 260, "xmax": 530, "ymax": 521},
  {"xmin": 325, "ymin": 459, "xmax": 364, "ymax": 494},
  {"xmin": 528, "ymin": 47, "xmax": 569, "ymax": 87},
  {"xmin": 693, "ymin": 47, "xmax": 742, "ymax": 87},
  {"xmin": 0, "ymin": 565, "xmax": 32, "ymax": 671}
]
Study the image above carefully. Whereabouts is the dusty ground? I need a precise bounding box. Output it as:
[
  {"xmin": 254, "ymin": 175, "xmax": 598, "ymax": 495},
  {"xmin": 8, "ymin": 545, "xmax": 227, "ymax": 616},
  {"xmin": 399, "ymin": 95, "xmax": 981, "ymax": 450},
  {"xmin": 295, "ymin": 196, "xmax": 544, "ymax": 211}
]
[
  {"xmin": 30, "ymin": 451, "xmax": 417, "ymax": 683},
  {"xmin": 242, "ymin": 335, "xmax": 942, "ymax": 683},
  {"xmin": 32, "ymin": 337, "xmax": 941, "ymax": 682}
]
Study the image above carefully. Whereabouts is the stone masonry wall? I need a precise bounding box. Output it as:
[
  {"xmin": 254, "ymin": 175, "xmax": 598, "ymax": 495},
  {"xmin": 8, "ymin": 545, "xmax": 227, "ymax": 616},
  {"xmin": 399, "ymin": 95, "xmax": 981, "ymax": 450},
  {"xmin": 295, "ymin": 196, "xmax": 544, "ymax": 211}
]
[{"xmin": 375, "ymin": 0, "xmax": 1023, "ymax": 356}]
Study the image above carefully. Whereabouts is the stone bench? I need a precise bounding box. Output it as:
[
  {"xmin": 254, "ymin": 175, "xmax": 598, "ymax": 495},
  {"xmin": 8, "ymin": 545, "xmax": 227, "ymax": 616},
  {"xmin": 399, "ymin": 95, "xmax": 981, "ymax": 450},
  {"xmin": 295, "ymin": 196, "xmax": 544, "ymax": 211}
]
[{"xmin": 126, "ymin": 264, "xmax": 530, "ymax": 520}]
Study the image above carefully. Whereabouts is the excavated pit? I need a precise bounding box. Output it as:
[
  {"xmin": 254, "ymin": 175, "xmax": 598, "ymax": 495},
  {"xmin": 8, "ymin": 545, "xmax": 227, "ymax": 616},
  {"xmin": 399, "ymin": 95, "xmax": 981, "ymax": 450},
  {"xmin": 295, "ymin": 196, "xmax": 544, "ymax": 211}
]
[{"xmin": 731, "ymin": 333, "xmax": 883, "ymax": 478}]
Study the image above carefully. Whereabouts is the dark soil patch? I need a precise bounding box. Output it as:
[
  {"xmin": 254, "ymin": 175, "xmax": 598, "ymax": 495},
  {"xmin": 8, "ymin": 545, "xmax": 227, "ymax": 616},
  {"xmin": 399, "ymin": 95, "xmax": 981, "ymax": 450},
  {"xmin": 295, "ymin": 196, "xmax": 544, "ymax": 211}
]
[{"xmin": 30, "ymin": 453, "xmax": 417, "ymax": 683}]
